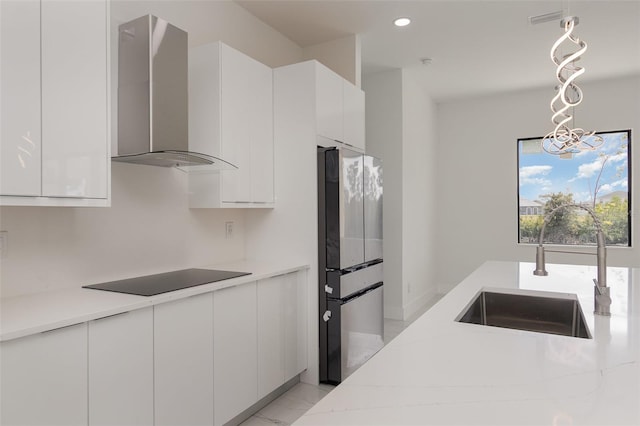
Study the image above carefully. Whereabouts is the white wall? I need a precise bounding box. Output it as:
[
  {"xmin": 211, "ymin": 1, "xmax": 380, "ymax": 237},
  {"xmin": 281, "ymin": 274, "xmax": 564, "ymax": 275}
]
[
  {"xmin": 436, "ymin": 75, "xmax": 640, "ymax": 292},
  {"xmin": 111, "ymin": 0, "xmax": 302, "ymax": 68},
  {"xmin": 401, "ymin": 69, "xmax": 438, "ymax": 317},
  {"xmin": 0, "ymin": 0, "xmax": 304, "ymax": 298},
  {"xmin": 302, "ymin": 35, "xmax": 361, "ymax": 87},
  {"xmin": 364, "ymin": 69, "xmax": 438, "ymax": 320},
  {"xmin": 0, "ymin": 164, "xmax": 245, "ymax": 298},
  {"xmin": 363, "ymin": 70, "xmax": 404, "ymax": 319}
]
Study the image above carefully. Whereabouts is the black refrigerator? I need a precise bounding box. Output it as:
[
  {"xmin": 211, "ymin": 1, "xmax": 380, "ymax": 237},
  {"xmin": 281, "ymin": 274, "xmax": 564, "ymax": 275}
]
[{"xmin": 318, "ymin": 146, "xmax": 384, "ymax": 384}]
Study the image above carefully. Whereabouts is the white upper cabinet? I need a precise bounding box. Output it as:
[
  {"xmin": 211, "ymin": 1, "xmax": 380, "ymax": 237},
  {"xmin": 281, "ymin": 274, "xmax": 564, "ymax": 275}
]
[
  {"xmin": 189, "ymin": 41, "xmax": 274, "ymax": 208},
  {"xmin": 0, "ymin": 0, "xmax": 110, "ymax": 206},
  {"xmin": 315, "ymin": 62, "xmax": 365, "ymax": 151},
  {"xmin": 41, "ymin": 0, "xmax": 109, "ymax": 199},
  {"xmin": 0, "ymin": 0, "xmax": 41, "ymax": 197},
  {"xmin": 316, "ymin": 65, "xmax": 344, "ymax": 143},
  {"xmin": 342, "ymin": 80, "xmax": 366, "ymax": 151}
]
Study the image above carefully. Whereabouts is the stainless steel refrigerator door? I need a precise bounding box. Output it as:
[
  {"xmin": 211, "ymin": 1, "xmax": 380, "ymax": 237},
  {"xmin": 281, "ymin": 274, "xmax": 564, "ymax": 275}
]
[
  {"xmin": 326, "ymin": 284, "xmax": 384, "ymax": 383},
  {"xmin": 339, "ymin": 148, "xmax": 365, "ymax": 268},
  {"xmin": 364, "ymin": 155, "xmax": 383, "ymax": 262},
  {"xmin": 340, "ymin": 284, "xmax": 384, "ymax": 380}
]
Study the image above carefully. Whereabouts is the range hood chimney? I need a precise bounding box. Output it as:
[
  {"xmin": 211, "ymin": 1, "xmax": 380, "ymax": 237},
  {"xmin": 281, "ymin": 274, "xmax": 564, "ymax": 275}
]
[{"xmin": 113, "ymin": 15, "xmax": 235, "ymax": 171}]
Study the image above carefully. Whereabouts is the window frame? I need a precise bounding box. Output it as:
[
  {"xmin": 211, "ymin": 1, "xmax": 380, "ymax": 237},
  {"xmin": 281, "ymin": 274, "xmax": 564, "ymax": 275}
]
[{"xmin": 517, "ymin": 129, "xmax": 632, "ymax": 247}]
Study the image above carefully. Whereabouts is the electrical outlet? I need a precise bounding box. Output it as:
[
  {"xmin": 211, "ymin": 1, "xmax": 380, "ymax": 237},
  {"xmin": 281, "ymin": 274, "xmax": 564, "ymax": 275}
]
[
  {"xmin": 225, "ymin": 222, "xmax": 234, "ymax": 239},
  {"xmin": 0, "ymin": 231, "xmax": 7, "ymax": 260}
]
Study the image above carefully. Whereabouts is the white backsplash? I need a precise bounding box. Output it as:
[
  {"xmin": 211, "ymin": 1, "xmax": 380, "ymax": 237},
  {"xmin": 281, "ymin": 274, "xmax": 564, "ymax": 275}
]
[{"xmin": 0, "ymin": 162, "xmax": 246, "ymax": 298}]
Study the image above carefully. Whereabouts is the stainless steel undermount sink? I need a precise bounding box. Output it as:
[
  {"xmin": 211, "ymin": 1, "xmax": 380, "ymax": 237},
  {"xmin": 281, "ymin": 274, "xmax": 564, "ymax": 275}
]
[{"xmin": 456, "ymin": 289, "xmax": 591, "ymax": 339}]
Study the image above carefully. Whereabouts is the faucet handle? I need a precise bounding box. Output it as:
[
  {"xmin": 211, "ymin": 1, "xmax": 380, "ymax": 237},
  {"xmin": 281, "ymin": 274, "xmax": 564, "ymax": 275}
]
[{"xmin": 593, "ymin": 279, "xmax": 612, "ymax": 316}]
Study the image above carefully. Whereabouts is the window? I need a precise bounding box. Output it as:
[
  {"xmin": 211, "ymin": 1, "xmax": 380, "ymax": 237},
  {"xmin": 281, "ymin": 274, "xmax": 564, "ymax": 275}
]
[{"xmin": 518, "ymin": 130, "xmax": 631, "ymax": 246}]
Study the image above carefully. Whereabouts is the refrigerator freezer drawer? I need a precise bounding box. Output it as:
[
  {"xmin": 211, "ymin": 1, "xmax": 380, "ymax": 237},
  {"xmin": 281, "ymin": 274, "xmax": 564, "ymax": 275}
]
[
  {"xmin": 326, "ymin": 262, "xmax": 383, "ymax": 299},
  {"xmin": 326, "ymin": 284, "xmax": 384, "ymax": 384}
]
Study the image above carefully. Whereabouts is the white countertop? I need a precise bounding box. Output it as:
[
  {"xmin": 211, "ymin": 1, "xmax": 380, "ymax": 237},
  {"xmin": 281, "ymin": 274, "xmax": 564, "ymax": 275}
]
[
  {"xmin": 296, "ymin": 261, "xmax": 640, "ymax": 426},
  {"xmin": 0, "ymin": 259, "xmax": 309, "ymax": 342}
]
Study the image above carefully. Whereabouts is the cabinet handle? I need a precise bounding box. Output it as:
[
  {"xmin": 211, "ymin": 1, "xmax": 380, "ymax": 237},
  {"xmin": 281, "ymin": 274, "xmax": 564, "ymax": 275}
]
[
  {"xmin": 92, "ymin": 311, "xmax": 130, "ymax": 322},
  {"xmin": 41, "ymin": 323, "xmax": 83, "ymax": 334}
]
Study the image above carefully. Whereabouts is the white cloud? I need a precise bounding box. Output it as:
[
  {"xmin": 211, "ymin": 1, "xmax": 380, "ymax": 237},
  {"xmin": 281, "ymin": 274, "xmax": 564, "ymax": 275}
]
[
  {"xmin": 573, "ymin": 153, "xmax": 627, "ymax": 180},
  {"xmin": 519, "ymin": 165, "xmax": 552, "ymax": 186},
  {"xmin": 598, "ymin": 179, "xmax": 628, "ymax": 194},
  {"xmin": 575, "ymin": 158, "xmax": 605, "ymax": 179},
  {"xmin": 608, "ymin": 153, "xmax": 627, "ymax": 164}
]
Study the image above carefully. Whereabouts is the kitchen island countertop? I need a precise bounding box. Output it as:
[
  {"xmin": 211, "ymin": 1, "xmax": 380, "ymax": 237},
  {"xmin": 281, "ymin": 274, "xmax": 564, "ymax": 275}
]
[{"xmin": 296, "ymin": 261, "xmax": 640, "ymax": 425}]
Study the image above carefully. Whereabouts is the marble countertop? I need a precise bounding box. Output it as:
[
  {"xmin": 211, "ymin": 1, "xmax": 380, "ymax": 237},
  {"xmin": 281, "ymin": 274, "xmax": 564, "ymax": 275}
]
[
  {"xmin": 296, "ymin": 261, "xmax": 640, "ymax": 425},
  {"xmin": 0, "ymin": 259, "xmax": 309, "ymax": 342}
]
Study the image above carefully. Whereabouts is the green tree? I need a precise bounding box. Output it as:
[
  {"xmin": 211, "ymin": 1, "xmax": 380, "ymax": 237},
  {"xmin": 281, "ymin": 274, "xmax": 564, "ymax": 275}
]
[
  {"xmin": 520, "ymin": 215, "xmax": 544, "ymax": 242},
  {"xmin": 595, "ymin": 196, "xmax": 629, "ymax": 245},
  {"xmin": 539, "ymin": 192, "xmax": 577, "ymax": 244}
]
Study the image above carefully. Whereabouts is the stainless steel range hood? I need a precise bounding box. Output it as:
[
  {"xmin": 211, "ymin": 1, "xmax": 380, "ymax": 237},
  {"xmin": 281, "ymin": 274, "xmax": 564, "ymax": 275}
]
[{"xmin": 113, "ymin": 15, "xmax": 236, "ymax": 172}]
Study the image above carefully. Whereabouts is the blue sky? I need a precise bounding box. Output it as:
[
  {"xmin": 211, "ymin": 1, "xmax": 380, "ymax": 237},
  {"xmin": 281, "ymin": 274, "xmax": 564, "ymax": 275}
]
[{"xmin": 518, "ymin": 131, "xmax": 629, "ymax": 203}]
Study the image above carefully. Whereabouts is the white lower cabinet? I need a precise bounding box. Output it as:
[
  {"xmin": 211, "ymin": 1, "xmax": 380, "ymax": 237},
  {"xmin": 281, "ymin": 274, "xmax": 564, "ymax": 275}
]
[
  {"xmin": 154, "ymin": 293, "xmax": 214, "ymax": 426},
  {"xmin": 257, "ymin": 276, "xmax": 286, "ymax": 398},
  {"xmin": 213, "ymin": 282, "xmax": 258, "ymax": 425},
  {"xmin": 283, "ymin": 270, "xmax": 308, "ymax": 379},
  {"xmin": 257, "ymin": 271, "xmax": 308, "ymax": 398},
  {"xmin": 88, "ymin": 308, "xmax": 153, "ymax": 426},
  {"xmin": 0, "ymin": 269, "xmax": 307, "ymax": 426},
  {"xmin": 0, "ymin": 323, "xmax": 88, "ymax": 426}
]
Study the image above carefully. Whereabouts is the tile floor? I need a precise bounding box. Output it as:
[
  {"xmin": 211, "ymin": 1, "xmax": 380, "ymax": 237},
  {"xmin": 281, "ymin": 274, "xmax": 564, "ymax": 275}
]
[{"xmin": 240, "ymin": 294, "xmax": 444, "ymax": 426}]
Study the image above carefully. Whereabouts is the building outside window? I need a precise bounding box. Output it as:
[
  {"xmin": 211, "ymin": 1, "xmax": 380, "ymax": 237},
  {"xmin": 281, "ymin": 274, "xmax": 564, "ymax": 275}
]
[{"xmin": 517, "ymin": 130, "xmax": 631, "ymax": 246}]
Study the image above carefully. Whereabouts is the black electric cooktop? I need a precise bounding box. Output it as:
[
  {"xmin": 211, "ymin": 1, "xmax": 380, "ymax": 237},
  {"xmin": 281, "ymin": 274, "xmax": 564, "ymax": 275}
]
[{"xmin": 83, "ymin": 268, "xmax": 251, "ymax": 296}]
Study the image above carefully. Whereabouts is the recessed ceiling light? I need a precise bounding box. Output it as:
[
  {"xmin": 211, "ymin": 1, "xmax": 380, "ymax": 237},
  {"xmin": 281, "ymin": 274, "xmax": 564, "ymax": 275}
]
[{"xmin": 393, "ymin": 17, "xmax": 411, "ymax": 27}]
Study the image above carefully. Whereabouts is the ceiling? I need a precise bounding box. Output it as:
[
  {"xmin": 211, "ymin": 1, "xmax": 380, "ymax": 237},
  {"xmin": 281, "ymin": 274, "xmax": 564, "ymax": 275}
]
[{"xmin": 236, "ymin": 0, "xmax": 640, "ymax": 102}]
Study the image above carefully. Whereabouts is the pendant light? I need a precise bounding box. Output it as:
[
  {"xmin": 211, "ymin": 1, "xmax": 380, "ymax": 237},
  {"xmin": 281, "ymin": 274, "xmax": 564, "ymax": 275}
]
[{"xmin": 542, "ymin": 16, "xmax": 604, "ymax": 156}]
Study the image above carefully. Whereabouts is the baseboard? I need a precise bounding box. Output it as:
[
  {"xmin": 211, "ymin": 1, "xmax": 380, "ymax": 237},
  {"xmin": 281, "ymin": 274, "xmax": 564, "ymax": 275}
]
[
  {"xmin": 438, "ymin": 281, "xmax": 458, "ymax": 294},
  {"xmin": 226, "ymin": 375, "xmax": 300, "ymax": 425},
  {"xmin": 384, "ymin": 305, "xmax": 404, "ymax": 320},
  {"xmin": 385, "ymin": 291, "xmax": 443, "ymax": 321},
  {"xmin": 403, "ymin": 290, "xmax": 437, "ymax": 321}
]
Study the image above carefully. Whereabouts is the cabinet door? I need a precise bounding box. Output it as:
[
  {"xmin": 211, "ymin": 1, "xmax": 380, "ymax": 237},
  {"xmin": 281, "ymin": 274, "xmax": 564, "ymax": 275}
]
[
  {"xmin": 257, "ymin": 271, "xmax": 308, "ymax": 397},
  {"xmin": 155, "ymin": 294, "xmax": 214, "ymax": 426},
  {"xmin": 0, "ymin": 323, "xmax": 88, "ymax": 426},
  {"xmin": 284, "ymin": 270, "xmax": 308, "ymax": 380},
  {"xmin": 0, "ymin": 0, "xmax": 42, "ymax": 196},
  {"xmin": 88, "ymin": 308, "xmax": 153, "ymax": 426},
  {"xmin": 214, "ymin": 282, "xmax": 258, "ymax": 425},
  {"xmin": 316, "ymin": 64, "xmax": 343, "ymax": 142},
  {"xmin": 343, "ymin": 81, "xmax": 365, "ymax": 151},
  {"xmin": 189, "ymin": 41, "xmax": 274, "ymax": 207},
  {"xmin": 249, "ymin": 60, "xmax": 274, "ymax": 203},
  {"xmin": 220, "ymin": 44, "xmax": 253, "ymax": 203},
  {"xmin": 41, "ymin": 0, "xmax": 108, "ymax": 198},
  {"xmin": 257, "ymin": 275, "xmax": 285, "ymax": 398}
]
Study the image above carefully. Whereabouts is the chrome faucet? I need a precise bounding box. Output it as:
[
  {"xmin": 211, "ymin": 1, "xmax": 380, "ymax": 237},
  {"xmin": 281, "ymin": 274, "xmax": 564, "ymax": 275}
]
[{"xmin": 533, "ymin": 203, "xmax": 611, "ymax": 316}]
